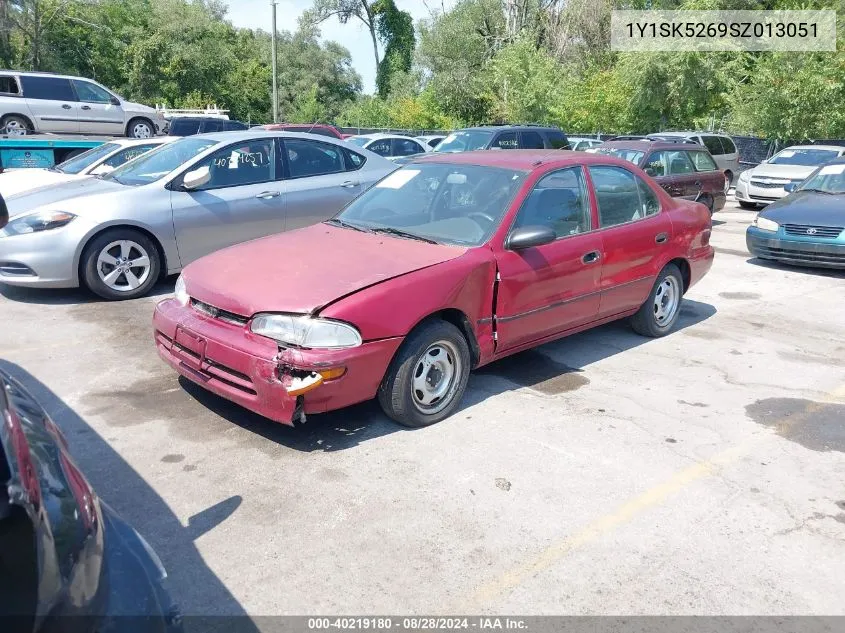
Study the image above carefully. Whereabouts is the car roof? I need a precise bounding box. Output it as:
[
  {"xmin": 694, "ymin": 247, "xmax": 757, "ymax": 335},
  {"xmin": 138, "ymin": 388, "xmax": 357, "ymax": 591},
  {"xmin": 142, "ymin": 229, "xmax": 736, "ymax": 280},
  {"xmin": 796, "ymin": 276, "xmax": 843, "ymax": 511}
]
[
  {"xmin": 187, "ymin": 130, "xmax": 350, "ymax": 144},
  {"xmin": 458, "ymin": 125, "xmax": 561, "ymax": 133},
  {"xmin": 568, "ymin": 137, "xmax": 600, "ymax": 142},
  {"xmin": 653, "ymin": 131, "xmax": 728, "ymax": 137},
  {"xmin": 351, "ymin": 133, "xmax": 410, "ymax": 140},
  {"xmin": 111, "ymin": 136, "xmax": 175, "ymax": 147},
  {"xmin": 600, "ymin": 140, "xmax": 706, "ymax": 151},
  {"xmin": 412, "ymin": 149, "xmax": 631, "ymax": 171},
  {"xmin": 779, "ymin": 144, "xmax": 845, "ymax": 152}
]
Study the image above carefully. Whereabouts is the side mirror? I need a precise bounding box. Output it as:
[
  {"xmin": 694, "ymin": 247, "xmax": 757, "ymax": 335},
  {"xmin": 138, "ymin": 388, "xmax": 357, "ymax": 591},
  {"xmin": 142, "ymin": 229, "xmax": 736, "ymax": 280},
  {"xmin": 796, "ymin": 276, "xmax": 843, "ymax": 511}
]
[
  {"xmin": 0, "ymin": 193, "xmax": 8, "ymax": 230},
  {"xmin": 783, "ymin": 182, "xmax": 797, "ymax": 193},
  {"xmin": 508, "ymin": 225, "xmax": 556, "ymax": 250},
  {"xmin": 182, "ymin": 165, "xmax": 211, "ymax": 190},
  {"xmin": 109, "ymin": 96, "xmax": 121, "ymax": 106},
  {"xmin": 760, "ymin": 158, "xmax": 768, "ymax": 164}
]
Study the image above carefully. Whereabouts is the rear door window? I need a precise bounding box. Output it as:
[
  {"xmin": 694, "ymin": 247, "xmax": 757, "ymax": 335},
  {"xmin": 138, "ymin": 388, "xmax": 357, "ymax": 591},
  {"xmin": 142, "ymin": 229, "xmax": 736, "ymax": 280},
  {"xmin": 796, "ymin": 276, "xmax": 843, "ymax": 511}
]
[
  {"xmin": 720, "ymin": 136, "xmax": 737, "ymax": 155},
  {"xmin": 520, "ymin": 130, "xmax": 545, "ymax": 149},
  {"xmin": 492, "ymin": 131, "xmax": 518, "ymax": 150},
  {"xmin": 666, "ymin": 151, "xmax": 696, "ymax": 175},
  {"xmin": 702, "ymin": 135, "xmax": 725, "ymax": 156},
  {"xmin": 393, "ymin": 138, "xmax": 424, "ymax": 156},
  {"xmin": 590, "ymin": 165, "xmax": 643, "ymax": 228},
  {"xmin": 21, "ymin": 75, "xmax": 77, "ymax": 101},
  {"xmin": 643, "ymin": 152, "xmax": 668, "ymax": 177},
  {"xmin": 284, "ymin": 138, "xmax": 345, "ymax": 178},
  {"xmin": 367, "ymin": 139, "xmax": 392, "ymax": 157},
  {"xmin": 689, "ymin": 151, "xmax": 718, "ymax": 172}
]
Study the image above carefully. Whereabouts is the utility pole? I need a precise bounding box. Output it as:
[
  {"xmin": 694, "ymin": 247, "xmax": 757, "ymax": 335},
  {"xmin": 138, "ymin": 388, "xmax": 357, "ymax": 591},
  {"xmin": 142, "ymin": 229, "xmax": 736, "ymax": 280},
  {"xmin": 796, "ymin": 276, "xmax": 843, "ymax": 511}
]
[{"xmin": 271, "ymin": 1, "xmax": 279, "ymax": 123}]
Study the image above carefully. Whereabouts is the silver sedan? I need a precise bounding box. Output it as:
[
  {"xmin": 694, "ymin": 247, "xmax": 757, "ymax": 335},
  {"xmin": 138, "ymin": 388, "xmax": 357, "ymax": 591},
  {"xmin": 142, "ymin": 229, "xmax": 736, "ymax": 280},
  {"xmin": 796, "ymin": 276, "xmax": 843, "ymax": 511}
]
[{"xmin": 0, "ymin": 131, "xmax": 396, "ymax": 299}]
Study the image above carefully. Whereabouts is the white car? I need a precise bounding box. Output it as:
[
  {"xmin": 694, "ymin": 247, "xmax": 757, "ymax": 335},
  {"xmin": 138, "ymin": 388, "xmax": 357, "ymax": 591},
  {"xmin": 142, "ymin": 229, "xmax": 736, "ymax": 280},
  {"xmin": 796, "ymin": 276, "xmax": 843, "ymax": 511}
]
[
  {"xmin": 735, "ymin": 144, "xmax": 845, "ymax": 209},
  {"xmin": 346, "ymin": 133, "xmax": 430, "ymax": 160},
  {"xmin": 0, "ymin": 137, "xmax": 174, "ymax": 198},
  {"xmin": 0, "ymin": 71, "xmax": 166, "ymax": 138},
  {"xmin": 416, "ymin": 134, "xmax": 447, "ymax": 149}
]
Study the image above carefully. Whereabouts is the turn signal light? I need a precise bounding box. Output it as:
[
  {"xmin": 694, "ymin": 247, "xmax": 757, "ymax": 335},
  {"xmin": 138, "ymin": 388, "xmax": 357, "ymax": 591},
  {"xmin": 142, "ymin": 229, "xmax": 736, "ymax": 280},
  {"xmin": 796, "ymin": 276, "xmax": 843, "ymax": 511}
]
[{"xmin": 318, "ymin": 367, "xmax": 347, "ymax": 381}]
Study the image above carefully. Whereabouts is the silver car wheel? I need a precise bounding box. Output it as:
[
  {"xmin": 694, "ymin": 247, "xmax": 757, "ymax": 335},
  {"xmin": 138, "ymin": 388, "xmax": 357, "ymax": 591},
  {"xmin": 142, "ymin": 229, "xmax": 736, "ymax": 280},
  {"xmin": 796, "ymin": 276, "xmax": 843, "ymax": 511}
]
[
  {"xmin": 131, "ymin": 121, "xmax": 153, "ymax": 138},
  {"xmin": 4, "ymin": 118, "xmax": 28, "ymax": 136},
  {"xmin": 410, "ymin": 340, "xmax": 462, "ymax": 415},
  {"xmin": 653, "ymin": 276, "xmax": 680, "ymax": 326},
  {"xmin": 96, "ymin": 240, "xmax": 152, "ymax": 292}
]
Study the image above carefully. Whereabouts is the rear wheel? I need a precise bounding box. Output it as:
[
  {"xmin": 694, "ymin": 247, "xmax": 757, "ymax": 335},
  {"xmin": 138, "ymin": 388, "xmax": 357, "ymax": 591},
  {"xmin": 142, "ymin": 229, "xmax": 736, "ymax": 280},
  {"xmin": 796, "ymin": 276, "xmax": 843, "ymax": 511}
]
[
  {"xmin": 724, "ymin": 171, "xmax": 733, "ymax": 193},
  {"xmin": 630, "ymin": 264, "xmax": 684, "ymax": 338},
  {"xmin": 81, "ymin": 229, "xmax": 161, "ymax": 300},
  {"xmin": 1, "ymin": 115, "xmax": 31, "ymax": 136},
  {"xmin": 378, "ymin": 320, "xmax": 471, "ymax": 427},
  {"xmin": 738, "ymin": 200, "xmax": 758, "ymax": 210}
]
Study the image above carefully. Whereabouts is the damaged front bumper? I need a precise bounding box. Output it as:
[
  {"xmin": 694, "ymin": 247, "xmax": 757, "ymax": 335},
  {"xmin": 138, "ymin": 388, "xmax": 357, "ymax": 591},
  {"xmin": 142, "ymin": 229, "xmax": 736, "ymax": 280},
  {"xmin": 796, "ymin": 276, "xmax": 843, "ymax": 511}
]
[{"xmin": 153, "ymin": 299, "xmax": 403, "ymax": 426}]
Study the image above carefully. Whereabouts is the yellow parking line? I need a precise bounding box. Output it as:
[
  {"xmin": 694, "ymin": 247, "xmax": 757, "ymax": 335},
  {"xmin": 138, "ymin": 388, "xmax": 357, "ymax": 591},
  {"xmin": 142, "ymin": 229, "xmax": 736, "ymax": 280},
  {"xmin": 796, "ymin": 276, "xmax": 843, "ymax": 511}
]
[{"xmin": 460, "ymin": 383, "xmax": 845, "ymax": 611}]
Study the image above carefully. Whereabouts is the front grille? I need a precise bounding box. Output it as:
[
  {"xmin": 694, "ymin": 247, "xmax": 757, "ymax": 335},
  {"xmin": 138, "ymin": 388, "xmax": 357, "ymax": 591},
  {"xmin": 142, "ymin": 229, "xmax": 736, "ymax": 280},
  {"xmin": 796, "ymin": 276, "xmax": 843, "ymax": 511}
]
[
  {"xmin": 750, "ymin": 194, "xmax": 780, "ymax": 202},
  {"xmin": 190, "ymin": 299, "xmax": 249, "ymax": 326},
  {"xmin": 750, "ymin": 180, "xmax": 789, "ymax": 189},
  {"xmin": 755, "ymin": 246, "xmax": 845, "ymax": 265},
  {"xmin": 0, "ymin": 261, "xmax": 35, "ymax": 276},
  {"xmin": 783, "ymin": 224, "xmax": 843, "ymax": 239}
]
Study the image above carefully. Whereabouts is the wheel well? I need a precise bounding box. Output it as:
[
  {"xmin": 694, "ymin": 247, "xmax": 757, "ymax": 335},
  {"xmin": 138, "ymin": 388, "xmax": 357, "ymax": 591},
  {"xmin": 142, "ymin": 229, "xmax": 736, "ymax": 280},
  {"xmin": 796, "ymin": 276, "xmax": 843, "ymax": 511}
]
[
  {"xmin": 668, "ymin": 258, "xmax": 691, "ymax": 293},
  {"xmin": 1, "ymin": 113, "xmax": 33, "ymax": 129},
  {"xmin": 420, "ymin": 309, "xmax": 480, "ymax": 368},
  {"xmin": 78, "ymin": 225, "xmax": 168, "ymax": 281}
]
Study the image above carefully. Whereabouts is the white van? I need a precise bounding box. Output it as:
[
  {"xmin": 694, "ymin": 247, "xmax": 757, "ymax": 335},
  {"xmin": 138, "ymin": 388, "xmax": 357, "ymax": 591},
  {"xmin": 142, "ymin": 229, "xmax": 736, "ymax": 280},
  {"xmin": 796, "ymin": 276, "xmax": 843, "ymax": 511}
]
[{"xmin": 0, "ymin": 71, "xmax": 165, "ymax": 138}]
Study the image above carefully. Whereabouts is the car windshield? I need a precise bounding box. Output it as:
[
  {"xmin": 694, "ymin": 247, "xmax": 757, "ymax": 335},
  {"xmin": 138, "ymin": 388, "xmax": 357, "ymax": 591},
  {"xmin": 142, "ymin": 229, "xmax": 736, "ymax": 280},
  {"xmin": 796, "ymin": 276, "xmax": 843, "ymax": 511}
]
[
  {"xmin": 595, "ymin": 147, "xmax": 645, "ymax": 165},
  {"xmin": 105, "ymin": 138, "xmax": 216, "ymax": 186},
  {"xmin": 335, "ymin": 162, "xmax": 526, "ymax": 246},
  {"xmin": 769, "ymin": 148, "xmax": 841, "ymax": 166},
  {"xmin": 434, "ymin": 131, "xmax": 493, "ymax": 153},
  {"xmin": 798, "ymin": 163, "xmax": 845, "ymax": 194},
  {"xmin": 346, "ymin": 137, "xmax": 370, "ymax": 147},
  {"xmin": 54, "ymin": 143, "xmax": 121, "ymax": 174}
]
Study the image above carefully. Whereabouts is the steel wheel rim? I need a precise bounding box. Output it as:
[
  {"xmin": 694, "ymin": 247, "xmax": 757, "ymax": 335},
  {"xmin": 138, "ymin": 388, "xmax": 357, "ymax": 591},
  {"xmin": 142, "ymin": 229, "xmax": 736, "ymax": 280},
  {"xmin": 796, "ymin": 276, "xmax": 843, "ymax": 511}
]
[
  {"xmin": 132, "ymin": 122, "xmax": 152, "ymax": 138},
  {"xmin": 96, "ymin": 240, "xmax": 151, "ymax": 292},
  {"xmin": 410, "ymin": 340, "xmax": 462, "ymax": 415},
  {"xmin": 653, "ymin": 276, "xmax": 680, "ymax": 326},
  {"xmin": 5, "ymin": 119, "xmax": 26, "ymax": 136}
]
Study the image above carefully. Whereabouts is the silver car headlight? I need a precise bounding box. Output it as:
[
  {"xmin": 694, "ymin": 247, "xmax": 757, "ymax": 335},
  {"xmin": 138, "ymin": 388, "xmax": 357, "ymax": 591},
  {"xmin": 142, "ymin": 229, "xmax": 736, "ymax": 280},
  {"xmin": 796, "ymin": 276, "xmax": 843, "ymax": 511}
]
[
  {"xmin": 738, "ymin": 170, "xmax": 751, "ymax": 183},
  {"xmin": 251, "ymin": 314, "xmax": 362, "ymax": 349},
  {"xmin": 752, "ymin": 215, "xmax": 779, "ymax": 232},
  {"xmin": 0, "ymin": 210, "xmax": 76, "ymax": 237},
  {"xmin": 174, "ymin": 275, "xmax": 189, "ymax": 306}
]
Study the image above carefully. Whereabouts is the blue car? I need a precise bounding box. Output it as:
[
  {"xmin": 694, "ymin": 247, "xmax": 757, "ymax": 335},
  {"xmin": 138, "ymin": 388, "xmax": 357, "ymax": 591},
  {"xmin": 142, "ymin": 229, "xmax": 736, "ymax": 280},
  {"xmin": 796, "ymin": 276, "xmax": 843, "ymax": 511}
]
[{"xmin": 746, "ymin": 158, "xmax": 845, "ymax": 269}]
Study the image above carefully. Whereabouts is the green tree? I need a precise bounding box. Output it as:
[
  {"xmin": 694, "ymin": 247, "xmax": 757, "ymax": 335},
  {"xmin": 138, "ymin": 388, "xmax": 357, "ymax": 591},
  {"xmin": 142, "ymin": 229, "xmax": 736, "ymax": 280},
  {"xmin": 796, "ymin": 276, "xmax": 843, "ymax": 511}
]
[{"xmin": 372, "ymin": 0, "xmax": 414, "ymax": 98}]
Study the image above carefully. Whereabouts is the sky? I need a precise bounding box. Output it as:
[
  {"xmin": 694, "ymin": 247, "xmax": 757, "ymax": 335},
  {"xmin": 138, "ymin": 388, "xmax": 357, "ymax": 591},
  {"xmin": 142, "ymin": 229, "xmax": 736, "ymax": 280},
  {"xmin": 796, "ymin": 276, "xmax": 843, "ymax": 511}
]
[{"xmin": 223, "ymin": 0, "xmax": 456, "ymax": 94}]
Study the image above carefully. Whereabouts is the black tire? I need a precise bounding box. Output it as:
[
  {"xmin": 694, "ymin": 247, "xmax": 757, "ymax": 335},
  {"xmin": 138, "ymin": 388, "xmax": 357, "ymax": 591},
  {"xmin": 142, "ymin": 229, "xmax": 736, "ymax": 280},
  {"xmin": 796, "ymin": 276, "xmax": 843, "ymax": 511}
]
[
  {"xmin": 378, "ymin": 319, "xmax": 471, "ymax": 427},
  {"xmin": 630, "ymin": 264, "xmax": 684, "ymax": 338},
  {"xmin": 81, "ymin": 229, "xmax": 161, "ymax": 300},
  {"xmin": 2, "ymin": 114, "xmax": 31, "ymax": 136},
  {"xmin": 724, "ymin": 171, "xmax": 733, "ymax": 194},
  {"xmin": 738, "ymin": 200, "xmax": 758, "ymax": 210},
  {"xmin": 126, "ymin": 117, "xmax": 155, "ymax": 139}
]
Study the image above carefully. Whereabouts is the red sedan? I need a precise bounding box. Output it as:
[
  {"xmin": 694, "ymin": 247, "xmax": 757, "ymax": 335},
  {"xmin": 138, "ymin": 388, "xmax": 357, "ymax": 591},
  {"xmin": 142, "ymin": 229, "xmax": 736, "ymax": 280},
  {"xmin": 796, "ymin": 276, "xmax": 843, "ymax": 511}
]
[{"xmin": 154, "ymin": 151, "xmax": 713, "ymax": 427}]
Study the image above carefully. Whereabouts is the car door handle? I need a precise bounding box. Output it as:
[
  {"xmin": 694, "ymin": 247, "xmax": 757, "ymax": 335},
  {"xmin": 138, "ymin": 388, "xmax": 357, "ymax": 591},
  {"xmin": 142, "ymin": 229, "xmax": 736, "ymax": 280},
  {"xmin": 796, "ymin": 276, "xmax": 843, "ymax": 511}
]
[
  {"xmin": 62, "ymin": 104, "xmax": 72, "ymax": 110},
  {"xmin": 655, "ymin": 232, "xmax": 669, "ymax": 244},
  {"xmin": 255, "ymin": 191, "xmax": 281, "ymax": 199},
  {"xmin": 81, "ymin": 105, "xmax": 91, "ymax": 110},
  {"xmin": 582, "ymin": 251, "xmax": 601, "ymax": 264},
  {"xmin": 341, "ymin": 180, "xmax": 360, "ymax": 188}
]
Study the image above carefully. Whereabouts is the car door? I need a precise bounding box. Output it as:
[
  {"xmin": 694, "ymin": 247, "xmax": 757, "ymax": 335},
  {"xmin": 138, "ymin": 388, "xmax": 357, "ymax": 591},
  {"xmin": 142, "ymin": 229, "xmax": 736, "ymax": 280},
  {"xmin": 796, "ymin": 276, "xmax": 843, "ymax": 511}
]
[
  {"xmin": 663, "ymin": 149, "xmax": 701, "ymax": 199},
  {"xmin": 19, "ymin": 75, "xmax": 79, "ymax": 133},
  {"xmin": 642, "ymin": 150, "xmax": 683, "ymax": 197},
  {"xmin": 588, "ymin": 165, "xmax": 672, "ymax": 318},
  {"xmin": 494, "ymin": 166, "xmax": 602, "ymax": 352},
  {"xmin": 71, "ymin": 80, "xmax": 124, "ymax": 135},
  {"xmin": 281, "ymin": 137, "xmax": 363, "ymax": 231},
  {"xmin": 170, "ymin": 137, "xmax": 284, "ymax": 265}
]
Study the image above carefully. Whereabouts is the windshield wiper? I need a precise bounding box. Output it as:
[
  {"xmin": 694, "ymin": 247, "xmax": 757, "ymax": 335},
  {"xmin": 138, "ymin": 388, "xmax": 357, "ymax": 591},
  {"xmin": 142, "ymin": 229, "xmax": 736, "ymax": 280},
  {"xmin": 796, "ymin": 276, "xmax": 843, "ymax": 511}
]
[
  {"xmin": 800, "ymin": 188, "xmax": 836, "ymax": 195},
  {"xmin": 370, "ymin": 227, "xmax": 439, "ymax": 244},
  {"xmin": 325, "ymin": 218, "xmax": 371, "ymax": 232}
]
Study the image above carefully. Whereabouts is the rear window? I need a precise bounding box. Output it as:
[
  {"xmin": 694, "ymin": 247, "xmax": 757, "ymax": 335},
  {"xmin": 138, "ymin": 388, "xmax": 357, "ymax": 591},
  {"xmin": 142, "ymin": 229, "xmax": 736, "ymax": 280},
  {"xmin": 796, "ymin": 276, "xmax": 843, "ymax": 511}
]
[
  {"xmin": 595, "ymin": 147, "xmax": 645, "ymax": 165},
  {"xmin": 20, "ymin": 75, "xmax": 76, "ymax": 101},
  {"xmin": 0, "ymin": 76, "xmax": 20, "ymax": 95},
  {"xmin": 520, "ymin": 131, "xmax": 545, "ymax": 149}
]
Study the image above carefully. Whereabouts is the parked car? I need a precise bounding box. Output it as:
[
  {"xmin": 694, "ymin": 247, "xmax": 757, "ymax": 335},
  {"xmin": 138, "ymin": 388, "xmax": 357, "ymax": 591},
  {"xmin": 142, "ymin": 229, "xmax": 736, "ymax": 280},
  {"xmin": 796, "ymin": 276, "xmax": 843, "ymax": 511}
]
[
  {"xmin": 416, "ymin": 134, "xmax": 447, "ymax": 149},
  {"xmin": 434, "ymin": 125, "xmax": 571, "ymax": 153},
  {"xmin": 0, "ymin": 368, "xmax": 182, "ymax": 630},
  {"xmin": 0, "ymin": 70, "xmax": 165, "ymax": 138},
  {"xmin": 167, "ymin": 117, "xmax": 248, "ymax": 136},
  {"xmin": 595, "ymin": 140, "xmax": 726, "ymax": 213},
  {"xmin": 260, "ymin": 123, "xmax": 344, "ymax": 140},
  {"xmin": 0, "ymin": 137, "xmax": 174, "ymax": 198},
  {"xmin": 154, "ymin": 150, "xmax": 713, "ymax": 429},
  {"xmin": 569, "ymin": 137, "xmax": 603, "ymax": 152},
  {"xmin": 0, "ymin": 131, "xmax": 396, "ymax": 300},
  {"xmin": 735, "ymin": 145, "xmax": 845, "ymax": 209},
  {"xmin": 746, "ymin": 158, "xmax": 845, "ymax": 269},
  {"xmin": 346, "ymin": 133, "xmax": 430, "ymax": 160},
  {"xmin": 647, "ymin": 132, "xmax": 740, "ymax": 191}
]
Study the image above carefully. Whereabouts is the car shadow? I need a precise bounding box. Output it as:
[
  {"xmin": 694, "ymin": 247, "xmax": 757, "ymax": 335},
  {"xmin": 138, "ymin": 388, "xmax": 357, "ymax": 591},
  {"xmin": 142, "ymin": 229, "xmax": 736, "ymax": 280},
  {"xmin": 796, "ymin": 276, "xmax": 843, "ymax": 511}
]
[
  {"xmin": 0, "ymin": 276, "xmax": 177, "ymax": 305},
  {"xmin": 0, "ymin": 360, "xmax": 261, "ymax": 630},
  {"xmin": 746, "ymin": 257, "xmax": 845, "ymax": 279},
  {"xmin": 177, "ymin": 300, "xmax": 717, "ymax": 452}
]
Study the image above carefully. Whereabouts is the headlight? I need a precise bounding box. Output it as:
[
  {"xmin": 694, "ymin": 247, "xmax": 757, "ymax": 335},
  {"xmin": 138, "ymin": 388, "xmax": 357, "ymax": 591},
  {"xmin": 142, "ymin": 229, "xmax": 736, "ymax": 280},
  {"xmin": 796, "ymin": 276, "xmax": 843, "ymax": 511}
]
[
  {"xmin": 738, "ymin": 170, "xmax": 751, "ymax": 183},
  {"xmin": 752, "ymin": 215, "xmax": 779, "ymax": 232},
  {"xmin": 251, "ymin": 314, "xmax": 362, "ymax": 349},
  {"xmin": 0, "ymin": 210, "xmax": 76, "ymax": 237},
  {"xmin": 174, "ymin": 275, "xmax": 189, "ymax": 306}
]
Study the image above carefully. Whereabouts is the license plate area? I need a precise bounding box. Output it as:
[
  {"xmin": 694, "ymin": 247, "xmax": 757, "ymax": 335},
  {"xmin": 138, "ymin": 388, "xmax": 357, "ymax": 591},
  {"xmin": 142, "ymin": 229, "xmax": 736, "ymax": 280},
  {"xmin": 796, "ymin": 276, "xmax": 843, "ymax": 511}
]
[{"xmin": 173, "ymin": 327, "xmax": 207, "ymax": 371}]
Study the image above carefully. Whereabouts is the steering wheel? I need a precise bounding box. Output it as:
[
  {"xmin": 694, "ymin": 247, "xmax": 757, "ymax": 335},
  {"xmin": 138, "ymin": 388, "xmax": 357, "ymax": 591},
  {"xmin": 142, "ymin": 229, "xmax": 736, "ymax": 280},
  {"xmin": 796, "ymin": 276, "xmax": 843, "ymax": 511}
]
[{"xmin": 468, "ymin": 211, "xmax": 496, "ymax": 228}]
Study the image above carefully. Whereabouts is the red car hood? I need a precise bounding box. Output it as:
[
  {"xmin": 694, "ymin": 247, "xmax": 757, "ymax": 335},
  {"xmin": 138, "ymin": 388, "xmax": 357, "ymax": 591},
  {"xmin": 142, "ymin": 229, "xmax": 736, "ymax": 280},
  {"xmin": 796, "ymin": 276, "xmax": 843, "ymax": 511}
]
[{"xmin": 183, "ymin": 223, "xmax": 467, "ymax": 316}]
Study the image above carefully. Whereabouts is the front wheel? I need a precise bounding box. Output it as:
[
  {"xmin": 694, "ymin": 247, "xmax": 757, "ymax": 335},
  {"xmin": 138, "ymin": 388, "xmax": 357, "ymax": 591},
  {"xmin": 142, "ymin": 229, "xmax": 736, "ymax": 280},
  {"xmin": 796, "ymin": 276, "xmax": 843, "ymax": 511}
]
[
  {"xmin": 81, "ymin": 229, "xmax": 161, "ymax": 300},
  {"xmin": 630, "ymin": 264, "xmax": 684, "ymax": 338},
  {"xmin": 378, "ymin": 320, "xmax": 471, "ymax": 427},
  {"xmin": 127, "ymin": 118, "xmax": 154, "ymax": 139},
  {"xmin": 738, "ymin": 200, "xmax": 758, "ymax": 210}
]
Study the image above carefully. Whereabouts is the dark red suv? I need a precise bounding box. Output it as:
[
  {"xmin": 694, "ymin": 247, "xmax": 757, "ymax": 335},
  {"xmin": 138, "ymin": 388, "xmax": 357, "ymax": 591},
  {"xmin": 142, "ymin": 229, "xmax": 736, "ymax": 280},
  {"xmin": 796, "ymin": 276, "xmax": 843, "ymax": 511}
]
[{"xmin": 596, "ymin": 140, "xmax": 726, "ymax": 213}]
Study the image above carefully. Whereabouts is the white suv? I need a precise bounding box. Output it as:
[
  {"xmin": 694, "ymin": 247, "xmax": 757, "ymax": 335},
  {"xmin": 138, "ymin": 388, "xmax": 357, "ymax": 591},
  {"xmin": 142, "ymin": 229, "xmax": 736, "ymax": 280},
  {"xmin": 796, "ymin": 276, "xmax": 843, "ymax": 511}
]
[{"xmin": 0, "ymin": 71, "xmax": 165, "ymax": 138}]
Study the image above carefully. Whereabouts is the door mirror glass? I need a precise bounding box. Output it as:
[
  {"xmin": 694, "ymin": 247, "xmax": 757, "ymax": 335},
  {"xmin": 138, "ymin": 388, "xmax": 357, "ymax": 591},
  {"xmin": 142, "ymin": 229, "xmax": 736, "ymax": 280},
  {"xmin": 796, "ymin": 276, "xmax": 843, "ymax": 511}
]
[
  {"xmin": 183, "ymin": 165, "xmax": 211, "ymax": 190},
  {"xmin": 508, "ymin": 226, "xmax": 557, "ymax": 250},
  {"xmin": 783, "ymin": 182, "xmax": 797, "ymax": 193},
  {"xmin": 110, "ymin": 96, "xmax": 121, "ymax": 106}
]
